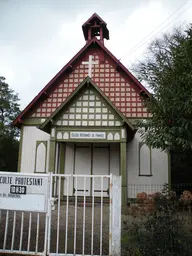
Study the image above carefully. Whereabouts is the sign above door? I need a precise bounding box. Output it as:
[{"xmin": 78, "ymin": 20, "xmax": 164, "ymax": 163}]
[
  {"xmin": 70, "ymin": 131, "xmax": 106, "ymax": 139},
  {"xmin": 55, "ymin": 129, "xmax": 126, "ymax": 142}
]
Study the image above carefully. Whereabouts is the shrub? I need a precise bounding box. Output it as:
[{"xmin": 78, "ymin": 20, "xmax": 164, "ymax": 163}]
[{"xmin": 122, "ymin": 185, "xmax": 192, "ymax": 256}]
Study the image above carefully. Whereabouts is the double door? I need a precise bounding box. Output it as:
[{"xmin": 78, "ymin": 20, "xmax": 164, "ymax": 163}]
[{"xmin": 74, "ymin": 143, "xmax": 110, "ymax": 197}]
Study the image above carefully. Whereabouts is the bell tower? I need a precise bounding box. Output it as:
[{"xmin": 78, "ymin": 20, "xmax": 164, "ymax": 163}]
[{"xmin": 82, "ymin": 13, "xmax": 109, "ymax": 44}]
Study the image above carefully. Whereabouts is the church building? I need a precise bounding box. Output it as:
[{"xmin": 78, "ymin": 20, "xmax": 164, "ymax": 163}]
[{"xmin": 13, "ymin": 13, "xmax": 169, "ymax": 205}]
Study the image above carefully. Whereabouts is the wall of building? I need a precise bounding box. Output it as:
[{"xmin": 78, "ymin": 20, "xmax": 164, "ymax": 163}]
[
  {"xmin": 20, "ymin": 126, "xmax": 50, "ymax": 173},
  {"xmin": 19, "ymin": 126, "xmax": 169, "ymax": 199},
  {"xmin": 127, "ymin": 131, "xmax": 168, "ymax": 198}
]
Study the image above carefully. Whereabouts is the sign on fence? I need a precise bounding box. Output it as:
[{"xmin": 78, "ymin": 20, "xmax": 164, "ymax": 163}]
[{"xmin": 0, "ymin": 172, "xmax": 49, "ymax": 212}]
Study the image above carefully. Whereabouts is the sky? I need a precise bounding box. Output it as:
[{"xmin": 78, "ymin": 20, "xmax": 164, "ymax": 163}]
[{"xmin": 1, "ymin": 0, "xmax": 192, "ymax": 110}]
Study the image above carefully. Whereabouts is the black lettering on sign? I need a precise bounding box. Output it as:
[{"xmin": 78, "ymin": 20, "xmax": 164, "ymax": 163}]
[
  {"xmin": 0, "ymin": 176, "xmax": 13, "ymax": 184},
  {"xmin": 10, "ymin": 185, "xmax": 26, "ymax": 195}
]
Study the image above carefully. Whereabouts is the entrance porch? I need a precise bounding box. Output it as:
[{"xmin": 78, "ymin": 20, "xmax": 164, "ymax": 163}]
[
  {"xmin": 53, "ymin": 142, "xmax": 121, "ymax": 199},
  {"xmin": 40, "ymin": 78, "xmax": 134, "ymax": 205}
]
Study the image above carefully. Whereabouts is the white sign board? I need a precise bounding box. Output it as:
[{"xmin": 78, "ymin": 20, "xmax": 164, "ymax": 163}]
[
  {"xmin": 0, "ymin": 172, "xmax": 49, "ymax": 212},
  {"xmin": 70, "ymin": 131, "xmax": 106, "ymax": 139}
]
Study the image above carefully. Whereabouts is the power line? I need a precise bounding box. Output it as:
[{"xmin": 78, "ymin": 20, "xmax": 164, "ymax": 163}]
[
  {"xmin": 120, "ymin": 0, "xmax": 189, "ymax": 60},
  {"xmin": 122, "ymin": 2, "xmax": 192, "ymax": 59},
  {"xmin": 119, "ymin": 0, "xmax": 190, "ymax": 60},
  {"xmin": 128, "ymin": 3, "xmax": 192, "ymax": 57}
]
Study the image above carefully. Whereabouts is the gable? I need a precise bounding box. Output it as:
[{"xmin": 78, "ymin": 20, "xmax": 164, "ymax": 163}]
[
  {"xmin": 30, "ymin": 50, "xmax": 150, "ymax": 119},
  {"xmin": 13, "ymin": 38, "xmax": 151, "ymax": 127},
  {"xmin": 55, "ymin": 87, "xmax": 123, "ymax": 127}
]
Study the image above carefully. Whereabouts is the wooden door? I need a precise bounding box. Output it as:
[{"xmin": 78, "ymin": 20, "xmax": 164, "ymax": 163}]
[{"xmin": 74, "ymin": 144, "xmax": 91, "ymax": 196}]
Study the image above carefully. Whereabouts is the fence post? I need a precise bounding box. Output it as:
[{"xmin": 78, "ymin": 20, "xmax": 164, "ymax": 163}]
[
  {"xmin": 111, "ymin": 175, "xmax": 121, "ymax": 256},
  {"xmin": 46, "ymin": 172, "xmax": 53, "ymax": 255}
]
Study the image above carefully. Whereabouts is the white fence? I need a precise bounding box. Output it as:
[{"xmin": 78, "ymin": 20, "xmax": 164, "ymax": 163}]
[
  {"xmin": 0, "ymin": 210, "xmax": 47, "ymax": 255},
  {"xmin": 0, "ymin": 172, "xmax": 121, "ymax": 256}
]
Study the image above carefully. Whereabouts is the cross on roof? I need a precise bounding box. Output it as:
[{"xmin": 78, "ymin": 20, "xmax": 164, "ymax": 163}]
[{"xmin": 82, "ymin": 55, "xmax": 99, "ymax": 77}]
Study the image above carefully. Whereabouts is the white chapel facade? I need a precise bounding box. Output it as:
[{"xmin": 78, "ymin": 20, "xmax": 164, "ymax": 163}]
[{"xmin": 13, "ymin": 13, "xmax": 169, "ymax": 205}]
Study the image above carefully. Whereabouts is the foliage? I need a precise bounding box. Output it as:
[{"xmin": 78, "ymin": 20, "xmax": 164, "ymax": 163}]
[
  {"xmin": 0, "ymin": 76, "xmax": 20, "ymax": 136},
  {"xmin": 180, "ymin": 190, "xmax": 192, "ymax": 201},
  {"xmin": 171, "ymin": 150, "xmax": 192, "ymax": 183},
  {"xmin": 122, "ymin": 185, "xmax": 192, "ymax": 256},
  {"xmin": 133, "ymin": 25, "xmax": 192, "ymax": 152},
  {"xmin": 0, "ymin": 76, "xmax": 20, "ymax": 172},
  {"xmin": 0, "ymin": 135, "xmax": 19, "ymax": 172}
]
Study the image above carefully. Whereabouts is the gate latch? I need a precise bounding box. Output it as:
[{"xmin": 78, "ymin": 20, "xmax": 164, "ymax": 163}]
[{"xmin": 50, "ymin": 197, "xmax": 58, "ymax": 210}]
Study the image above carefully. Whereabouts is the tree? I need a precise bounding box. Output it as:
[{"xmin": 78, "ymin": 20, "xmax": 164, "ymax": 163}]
[
  {"xmin": 134, "ymin": 25, "xmax": 192, "ymax": 152},
  {"xmin": 0, "ymin": 76, "xmax": 20, "ymax": 172},
  {"xmin": 0, "ymin": 76, "xmax": 20, "ymax": 136}
]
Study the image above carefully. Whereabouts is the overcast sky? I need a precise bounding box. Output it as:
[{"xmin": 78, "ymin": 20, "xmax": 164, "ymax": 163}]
[{"xmin": 1, "ymin": 0, "xmax": 192, "ymax": 110}]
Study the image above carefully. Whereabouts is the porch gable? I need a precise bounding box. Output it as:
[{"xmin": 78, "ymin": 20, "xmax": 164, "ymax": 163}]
[{"xmin": 39, "ymin": 77, "xmax": 134, "ymax": 134}]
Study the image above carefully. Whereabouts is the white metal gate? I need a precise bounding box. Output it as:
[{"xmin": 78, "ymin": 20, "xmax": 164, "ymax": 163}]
[{"xmin": 0, "ymin": 172, "xmax": 121, "ymax": 256}]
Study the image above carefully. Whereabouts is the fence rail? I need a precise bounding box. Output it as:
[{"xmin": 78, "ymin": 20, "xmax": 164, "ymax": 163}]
[{"xmin": 0, "ymin": 210, "xmax": 47, "ymax": 255}]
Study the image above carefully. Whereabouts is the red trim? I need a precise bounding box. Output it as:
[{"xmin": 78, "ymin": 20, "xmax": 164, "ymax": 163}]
[
  {"xmin": 13, "ymin": 37, "xmax": 150, "ymax": 126},
  {"xmin": 82, "ymin": 13, "xmax": 107, "ymax": 27},
  {"xmin": 13, "ymin": 39, "xmax": 95, "ymax": 126}
]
